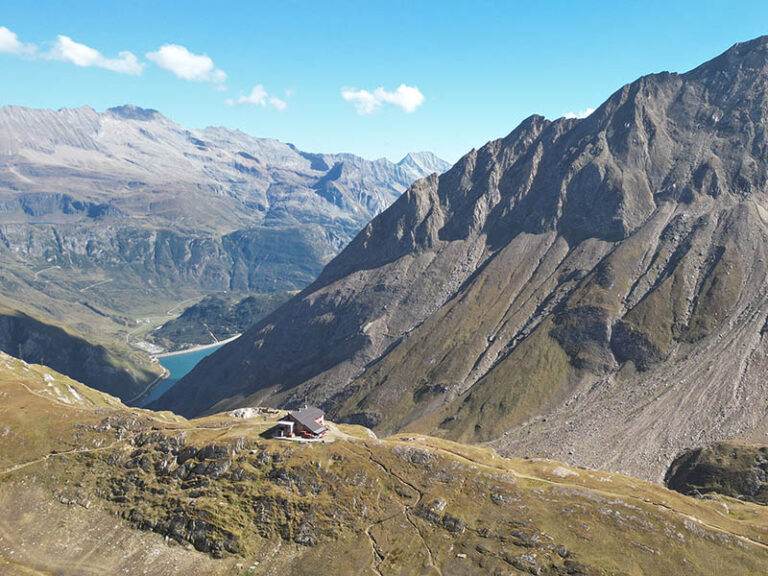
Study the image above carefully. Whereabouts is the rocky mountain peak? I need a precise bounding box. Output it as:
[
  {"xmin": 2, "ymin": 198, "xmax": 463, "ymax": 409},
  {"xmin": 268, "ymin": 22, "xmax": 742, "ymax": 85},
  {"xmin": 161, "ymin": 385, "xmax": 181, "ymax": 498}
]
[
  {"xmin": 397, "ymin": 151, "xmax": 450, "ymax": 174},
  {"xmin": 688, "ymin": 35, "xmax": 768, "ymax": 79},
  {"xmin": 159, "ymin": 37, "xmax": 768, "ymax": 484}
]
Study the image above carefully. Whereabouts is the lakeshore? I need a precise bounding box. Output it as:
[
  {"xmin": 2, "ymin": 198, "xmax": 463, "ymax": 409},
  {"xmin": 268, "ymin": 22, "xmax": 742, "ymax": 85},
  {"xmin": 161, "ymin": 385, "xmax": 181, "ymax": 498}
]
[{"xmin": 141, "ymin": 334, "xmax": 241, "ymax": 406}]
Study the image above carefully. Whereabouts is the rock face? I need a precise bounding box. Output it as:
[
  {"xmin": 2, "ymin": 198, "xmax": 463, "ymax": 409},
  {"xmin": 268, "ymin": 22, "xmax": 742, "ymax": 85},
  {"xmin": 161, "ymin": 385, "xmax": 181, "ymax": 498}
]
[{"xmin": 161, "ymin": 37, "xmax": 768, "ymax": 481}]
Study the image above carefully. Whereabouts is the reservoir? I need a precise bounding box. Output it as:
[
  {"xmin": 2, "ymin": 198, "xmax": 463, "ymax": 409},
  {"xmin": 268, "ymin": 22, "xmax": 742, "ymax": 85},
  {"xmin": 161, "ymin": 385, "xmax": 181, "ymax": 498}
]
[{"xmin": 142, "ymin": 341, "xmax": 228, "ymax": 406}]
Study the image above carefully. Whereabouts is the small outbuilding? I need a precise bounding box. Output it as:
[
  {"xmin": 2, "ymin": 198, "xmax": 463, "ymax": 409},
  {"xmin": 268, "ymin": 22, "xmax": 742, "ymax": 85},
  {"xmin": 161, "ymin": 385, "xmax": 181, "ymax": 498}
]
[{"xmin": 275, "ymin": 406, "xmax": 327, "ymax": 439}]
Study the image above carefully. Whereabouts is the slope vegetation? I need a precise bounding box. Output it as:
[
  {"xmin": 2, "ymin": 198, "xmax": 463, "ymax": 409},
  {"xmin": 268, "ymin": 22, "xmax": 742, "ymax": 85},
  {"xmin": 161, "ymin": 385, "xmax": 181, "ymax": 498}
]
[
  {"xmin": 0, "ymin": 306, "xmax": 159, "ymax": 399},
  {"xmin": 2, "ymin": 353, "xmax": 768, "ymax": 575},
  {"xmin": 666, "ymin": 442, "xmax": 768, "ymax": 504}
]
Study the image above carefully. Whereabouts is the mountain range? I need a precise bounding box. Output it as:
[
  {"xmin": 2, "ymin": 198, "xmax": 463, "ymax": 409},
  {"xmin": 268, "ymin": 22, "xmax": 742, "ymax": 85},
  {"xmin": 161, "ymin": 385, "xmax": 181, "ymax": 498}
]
[
  {"xmin": 158, "ymin": 37, "xmax": 768, "ymax": 482},
  {"xmin": 0, "ymin": 104, "xmax": 448, "ymax": 399}
]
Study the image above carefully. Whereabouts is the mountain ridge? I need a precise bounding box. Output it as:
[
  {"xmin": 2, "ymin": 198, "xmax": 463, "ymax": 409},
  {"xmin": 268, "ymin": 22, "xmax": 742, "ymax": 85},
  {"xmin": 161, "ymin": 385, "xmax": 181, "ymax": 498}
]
[{"xmin": 160, "ymin": 37, "xmax": 768, "ymax": 482}]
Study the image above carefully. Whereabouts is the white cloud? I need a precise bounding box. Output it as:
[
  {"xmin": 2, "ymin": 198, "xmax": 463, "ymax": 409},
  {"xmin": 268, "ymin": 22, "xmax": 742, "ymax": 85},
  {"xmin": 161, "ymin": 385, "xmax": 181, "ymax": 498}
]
[
  {"xmin": 269, "ymin": 96, "xmax": 288, "ymax": 111},
  {"xmin": 342, "ymin": 88, "xmax": 378, "ymax": 114},
  {"xmin": 235, "ymin": 85, "xmax": 267, "ymax": 105},
  {"xmin": 342, "ymin": 84, "xmax": 425, "ymax": 115},
  {"xmin": 0, "ymin": 26, "xmax": 35, "ymax": 55},
  {"xmin": 374, "ymin": 85, "xmax": 425, "ymax": 113},
  {"xmin": 226, "ymin": 85, "xmax": 288, "ymax": 110},
  {"xmin": 146, "ymin": 44, "xmax": 225, "ymax": 83},
  {"xmin": 48, "ymin": 35, "xmax": 143, "ymax": 74},
  {"xmin": 564, "ymin": 107, "xmax": 595, "ymax": 119}
]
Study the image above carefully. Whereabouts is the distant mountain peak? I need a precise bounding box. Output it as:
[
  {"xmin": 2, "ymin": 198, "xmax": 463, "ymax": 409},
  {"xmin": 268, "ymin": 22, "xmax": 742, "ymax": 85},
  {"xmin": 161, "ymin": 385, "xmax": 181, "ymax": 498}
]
[
  {"xmin": 106, "ymin": 104, "xmax": 161, "ymax": 121},
  {"xmin": 0, "ymin": 101, "xmax": 446, "ymax": 301},
  {"xmin": 399, "ymin": 150, "xmax": 440, "ymax": 162},
  {"xmin": 397, "ymin": 151, "xmax": 451, "ymax": 176}
]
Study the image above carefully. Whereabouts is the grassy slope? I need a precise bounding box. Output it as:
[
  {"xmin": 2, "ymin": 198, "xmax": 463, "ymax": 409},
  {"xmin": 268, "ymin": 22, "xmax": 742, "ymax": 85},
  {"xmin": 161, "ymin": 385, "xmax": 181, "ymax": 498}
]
[
  {"xmin": 0, "ymin": 252, "xmax": 166, "ymax": 400},
  {"xmin": 1, "ymin": 353, "xmax": 767, "ymax": 575},
  {"xmin": 0, "ymin": 305, "xmax": 161, "ymax": 401},
  {"xmin": 666, "ymin": 441, "xmax": 768, "ymax": 504}
]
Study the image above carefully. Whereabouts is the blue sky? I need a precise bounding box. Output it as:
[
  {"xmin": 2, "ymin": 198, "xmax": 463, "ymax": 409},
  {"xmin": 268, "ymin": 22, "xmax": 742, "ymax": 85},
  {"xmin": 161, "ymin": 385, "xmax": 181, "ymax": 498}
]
[{"xmin": 1, "ymin": 1, "xmax": 767, "ymax": 162}]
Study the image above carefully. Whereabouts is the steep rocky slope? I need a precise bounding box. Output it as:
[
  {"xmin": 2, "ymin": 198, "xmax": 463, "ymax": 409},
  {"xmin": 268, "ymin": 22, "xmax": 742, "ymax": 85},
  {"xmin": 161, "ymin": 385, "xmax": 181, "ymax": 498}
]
[
  {"xmin": 164, "ymin": 37, "xmax": 768, "ymax": 482},
  {"xmin": 2, "ymin": 352, "xmax": 768, "ymax": 575},
  {"xmin": 0, "ymin": 104, "xmax": 447, "ymax": 397}
]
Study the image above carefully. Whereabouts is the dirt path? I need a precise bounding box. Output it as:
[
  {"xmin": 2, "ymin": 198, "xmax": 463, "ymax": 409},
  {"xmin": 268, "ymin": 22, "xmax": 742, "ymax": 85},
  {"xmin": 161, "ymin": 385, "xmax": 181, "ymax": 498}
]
[
  {"xmin": 355, "ymin": 443, "xmax": 443, "ymax": 576},
  {"xmin": 33, "ymin": 266, "xmax": 61, "ymax": 279},
  {"xmin": 0, "ymin": 440, "xmax": 124, "ymax": 478},
  {"xmin": 428, "ymin": 443, "xmax": 768, "ymax": 553},
  {"xmin": 363, "ymin": 511, "xmax": 400, "ymax": 576},
  {"xmin": 79, "ymin": 279, "xmax": 113, "ymax": 292}
]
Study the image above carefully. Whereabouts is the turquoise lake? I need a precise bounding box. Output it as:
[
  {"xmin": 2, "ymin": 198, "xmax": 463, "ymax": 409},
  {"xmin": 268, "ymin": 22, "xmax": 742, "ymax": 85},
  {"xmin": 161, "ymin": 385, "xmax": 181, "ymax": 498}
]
[{"xmin": 142, "ymin": 343, "xmax": 225, "ymax": 406}]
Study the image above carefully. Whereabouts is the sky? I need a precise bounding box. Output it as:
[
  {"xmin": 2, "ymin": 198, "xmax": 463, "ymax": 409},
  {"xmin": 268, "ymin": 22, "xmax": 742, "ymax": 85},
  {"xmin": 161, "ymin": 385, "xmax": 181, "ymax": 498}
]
[{"xmin": 1, "ymin": 1, "xmax": 768, "ymax": 163}]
